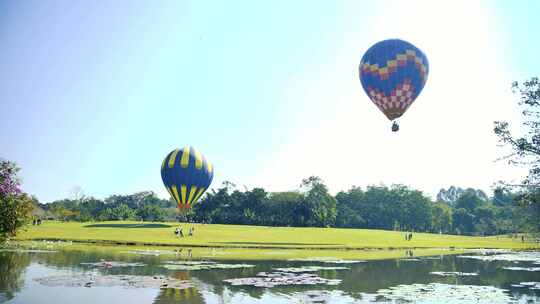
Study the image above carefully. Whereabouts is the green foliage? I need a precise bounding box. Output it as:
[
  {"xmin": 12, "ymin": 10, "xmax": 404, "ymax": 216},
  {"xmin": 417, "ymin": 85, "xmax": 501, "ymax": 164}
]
[
  {"xmin": 137, "ymin": 204, "xmax": 165, "ymax": 222},
  {"xmin": 42, "ymin": 191, "xmax": 173, "ymax": 222},
  {"xmin": 0, "ymin": 194, "xmax": 34, "ymax": 238},
  {"xmin": 494, "ymin": 77, "xmax": 540, "ymax": 231},
  {"xmin": 455, "ymin": 190, "xmax": 486, "ymax": 211},
  {"xmin": 430, "ymin": 202, "xmax": 452, "ymax": 233},
  {"xmin": 300, "ymin": 176, "xmax": 337, "ymax": 227},
  {"xmin": 264, "ymin": 191, "xmax": 303, "ymax": 226},
  {"xmin": 336, "ymin": 185, "xmax": 433, "ymax": 232},
  {"xmin": 0, "ymin": 160, "xmax": 34, "ymax": 239},
  {"xmin": 452, "ymin": 208, "xmax": 474, "ymax": 235},
  {"xmin": 32, "ymin": 176, "xmax": 533, "ymax": 236}
]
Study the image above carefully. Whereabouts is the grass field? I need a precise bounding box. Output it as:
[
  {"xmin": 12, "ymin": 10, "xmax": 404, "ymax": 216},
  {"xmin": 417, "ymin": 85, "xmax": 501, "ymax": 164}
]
[{"xmin": 14, "ymin": 221, "xmax": 539, "ymax": 251}]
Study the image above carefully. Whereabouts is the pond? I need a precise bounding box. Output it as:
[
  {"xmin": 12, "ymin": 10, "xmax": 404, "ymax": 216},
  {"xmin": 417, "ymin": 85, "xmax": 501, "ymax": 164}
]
[{"xmin": 1, "ymin": 244, "xmax": 539, "ymax": 303}]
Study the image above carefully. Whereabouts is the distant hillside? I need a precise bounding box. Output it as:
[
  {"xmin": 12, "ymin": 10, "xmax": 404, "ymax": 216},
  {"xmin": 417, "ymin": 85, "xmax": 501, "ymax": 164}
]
[{"xmin": 436, "ymin": 186, "xmax": 488, "ymax": 206}]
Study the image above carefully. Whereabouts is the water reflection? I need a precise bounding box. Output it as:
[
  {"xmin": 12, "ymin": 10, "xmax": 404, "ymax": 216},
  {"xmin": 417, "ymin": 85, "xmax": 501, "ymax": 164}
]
[
  {"xmin": 153, "ymin": 287, "xmax": 205, "ymax": 304},
  {"xmin": 0, "ymin": 252, "xmax": 31, "ymax": 302},
  {"xmin": 0, "ymin": 247, "xmax": 538, "ymax": 303}
]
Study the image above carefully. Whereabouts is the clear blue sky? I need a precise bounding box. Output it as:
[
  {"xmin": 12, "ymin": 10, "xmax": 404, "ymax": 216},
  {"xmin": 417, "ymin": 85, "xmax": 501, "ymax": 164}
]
[{"xmin": 1, "ymin": 1, "xmax": 539, "ymax": 203}]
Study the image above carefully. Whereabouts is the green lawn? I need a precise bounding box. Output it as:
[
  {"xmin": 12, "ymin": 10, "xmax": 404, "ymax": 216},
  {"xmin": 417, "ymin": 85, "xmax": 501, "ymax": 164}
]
[{"xmin": 14, "ymin": 221, "xmax": 538, "ymax": 250}]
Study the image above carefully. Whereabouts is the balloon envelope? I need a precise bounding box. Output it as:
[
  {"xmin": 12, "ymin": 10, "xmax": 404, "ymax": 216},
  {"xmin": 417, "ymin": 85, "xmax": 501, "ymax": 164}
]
[
  {"xmin": 359, "ymin": 39, "xmax": 429, "ymax": 121},
  {"xmin": 161, "ymin": 146, "xmax": 213, "ymax": 210}
]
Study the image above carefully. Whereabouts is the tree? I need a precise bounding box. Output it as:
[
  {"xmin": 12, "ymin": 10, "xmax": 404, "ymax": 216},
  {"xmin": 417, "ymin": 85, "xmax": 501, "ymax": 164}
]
[
  {"xmin": 335, "ymin": 187, "xmax": 366, "ymax": 228},
  {"xmin": 263, "ymin": 191, "xmax": 302, "ymax": 226},
  {"xmin": 300, "ymin": 176, "xmax": 337, "ymax": 227},
  {"xmin": 137, "ymin": 204, "xmax": 165, "ymax": 222},
  {"xmin": 473, "ymin": 205, "xmax": 497, "ymax": 235},
  {"xmin": 0, "ymin": 159, "xmax": 34, "ymax": 238},
  {"xmin": 113, "ymin": 204, "xmax": 136, "ymax": 220},
  {"xmin": 431, "ymin": 202, "xmax": 452, "ymax": 233},
  {"xmin": 452, "ymin": 208, "xmax": 475, "ymax": 235},
  {"xmin": 97, "ymin": 208, "xmax": 116, "ymax": 221},
  {"xmin": 455, "ymin": 190, "xmax": 486, "ymax": 212},
  {"xmin": 494, "ymin": 77, "xmax": 540, "ymax": 231}
]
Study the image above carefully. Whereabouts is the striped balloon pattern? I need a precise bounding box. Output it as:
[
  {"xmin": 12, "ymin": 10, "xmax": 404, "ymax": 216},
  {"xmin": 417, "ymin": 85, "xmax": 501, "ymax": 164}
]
[
  {"xmin": 359, "ymin": 39, "xmax": 429, "ymax": 121},
  {"xmin": 161, "ymin": 146, "xmax": 213, "ymax": 210}
]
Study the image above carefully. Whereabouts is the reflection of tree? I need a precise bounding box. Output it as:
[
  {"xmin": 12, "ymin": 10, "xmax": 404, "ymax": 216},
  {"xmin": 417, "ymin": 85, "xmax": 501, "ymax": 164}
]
[
  {"xmin": 153, "ymin": 287, "xmax": 205, "ymax": 304},
  {"xmin": 0, "ymin": 252, "xmax": 31, "ymax": 302},
  {"xmin": 170, "ymin": 271, "xmax": 190, "ymax": 281},
  {"xmin": 338, "ymin": 258, "xmax": 457, "ymax": 294},
  {"xmin": 32, "ymin": 250, "xmax": 164, "ymax": 276}
]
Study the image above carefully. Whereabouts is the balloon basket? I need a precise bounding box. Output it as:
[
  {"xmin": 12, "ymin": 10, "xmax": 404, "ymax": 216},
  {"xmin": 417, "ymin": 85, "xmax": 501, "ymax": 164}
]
[{"xmin": 391, "ymin": 121, "xmax": 400, "ymax": 132}]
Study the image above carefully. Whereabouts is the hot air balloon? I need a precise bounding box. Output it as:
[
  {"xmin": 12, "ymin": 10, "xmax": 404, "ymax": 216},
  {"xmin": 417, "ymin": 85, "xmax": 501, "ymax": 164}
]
[
  {"xmin": 161, "ymin": 146, "xmax": 213, "ymax": 210},
  {"xmin": 359, "ymin": 39, "xmax": 429, "ymax": 131}
]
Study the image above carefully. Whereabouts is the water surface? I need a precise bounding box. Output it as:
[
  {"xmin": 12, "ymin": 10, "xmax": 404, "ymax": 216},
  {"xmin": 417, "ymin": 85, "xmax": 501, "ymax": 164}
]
[{"xmin": 1, "ymin": 245, "xmax": 539, "ymax": 303}]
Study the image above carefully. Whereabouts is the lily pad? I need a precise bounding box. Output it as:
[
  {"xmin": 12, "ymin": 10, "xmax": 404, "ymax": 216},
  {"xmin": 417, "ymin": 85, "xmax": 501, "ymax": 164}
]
[
  {"xmin": 125, "ymin": 249, "xmax": 176, "ymax": 256},
  {"xmin": 512, "ymin": 282, "xmax": 540, "ymax": 290},
  {"xmin": 223, "ymin": 272, "xmax": 341, "ymax": 288},
  {"xmin": 163, "ymin": 261, "xmax": 216, "ymax": 265},
  {"xmin": 399, "ymin": 258, "xmax": 421, "ymax": 261},
  {"xmin": 34, "ymin": 273, "xmax": 192, "ymax": 289},
  {"xmin": 503, "ymin": 266, "xmax": 540, "ymax": 271},
  {"xmin": 458, "ymin": 251, "xmax": 540, "ymax": 263},
  {"xmin": 430, "ymin": 271, "xmax": 478, "ymax": 276},
  {"xmin": 288, "ymin": 257, "xmax": 365, "ymax": 264},
  {"xmin": 467, "ymin": 249, "xmax": 512, "ymax": 254},
  {"xmin": 80, "ymin": 261, "xmax": 146, "ymax": 268},
  {"xmin": 376, "ymin": 283, "xmax": 516, "ymax": 303},
  {"xmin": 273, "ymin": 266, "xmax": 349, "ymax": 273},
  {"xmin": 162, "ymin": 261, "xmax": 254, "ymax": 270}
]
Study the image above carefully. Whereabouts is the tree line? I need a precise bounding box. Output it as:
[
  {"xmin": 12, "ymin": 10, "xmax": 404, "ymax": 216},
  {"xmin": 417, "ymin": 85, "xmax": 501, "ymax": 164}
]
[{"xmin": 31, "ymin": 175, "xmax": 536, "ymax": 236}]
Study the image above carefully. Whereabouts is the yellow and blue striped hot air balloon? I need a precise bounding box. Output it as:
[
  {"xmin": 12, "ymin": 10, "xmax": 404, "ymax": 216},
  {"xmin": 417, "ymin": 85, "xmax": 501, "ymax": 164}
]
[
  {"xmin": 161, "ymin": 147, "xmax": 213, "ymax": 210},
  {"xmin": 359, "ymin": 39, "xmax": 429, "ymax": 131}
]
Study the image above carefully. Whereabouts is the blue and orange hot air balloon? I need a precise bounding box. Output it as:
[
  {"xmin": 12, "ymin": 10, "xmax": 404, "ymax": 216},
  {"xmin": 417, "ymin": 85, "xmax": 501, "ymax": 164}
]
[
  {"xmin": 359, "ymin": 39, "xmax": 429, "ymax": 131},
  {"xmin": 161, "ymin": 146, "xmax": 213, "ymax": 210}
]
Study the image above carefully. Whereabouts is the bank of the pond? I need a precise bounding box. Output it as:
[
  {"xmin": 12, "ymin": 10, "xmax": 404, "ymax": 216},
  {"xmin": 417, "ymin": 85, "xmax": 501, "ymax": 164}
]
[
  {"xmin": 14, "ymin": 221, "xmax": 539, "ymax": 251},
  {"xmin": 7, "ymin": 240, "xmax": 471, "ymax": 261}
]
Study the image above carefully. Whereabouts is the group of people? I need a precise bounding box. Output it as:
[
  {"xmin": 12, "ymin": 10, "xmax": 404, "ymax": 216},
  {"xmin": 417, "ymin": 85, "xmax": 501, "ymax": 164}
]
[
  {"xmin": 405, "ymin": 232, "xmax": 413, "ymax": 241},
  {"xmin": 32, "ymin": 218, "xmax": 42, "ymax": 226},
  {"xmin": 174, "ymin": 226, "xmax": 195, "ymax": 237}
]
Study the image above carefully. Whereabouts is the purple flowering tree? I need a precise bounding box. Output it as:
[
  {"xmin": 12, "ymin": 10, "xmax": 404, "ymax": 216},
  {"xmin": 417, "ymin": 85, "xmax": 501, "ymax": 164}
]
[
  {"xmin": 0, "ymin": 160, "xmax": 22, "ymax": 197},
  {"xmin": 0, "ymin": 159, "xmax": 33, "ymax": 238}
]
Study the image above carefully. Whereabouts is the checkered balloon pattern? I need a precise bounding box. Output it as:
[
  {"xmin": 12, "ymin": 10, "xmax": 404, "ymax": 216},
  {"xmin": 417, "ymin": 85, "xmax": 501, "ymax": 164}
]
[{"xmin": 359, "ymin": 39, "xmax": 429, "ymax": 121}]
